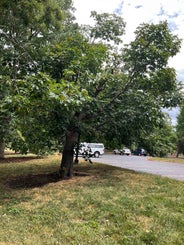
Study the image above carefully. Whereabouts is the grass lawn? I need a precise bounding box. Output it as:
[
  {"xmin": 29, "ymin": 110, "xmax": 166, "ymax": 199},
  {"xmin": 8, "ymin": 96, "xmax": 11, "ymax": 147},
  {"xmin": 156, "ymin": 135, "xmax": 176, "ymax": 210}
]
[
  {"xmin": 0, "ymin": 154, "xmax": 184, "ymax": 245},
  {"xmin": 149, "ymin": 156, "xmax": 184, "ymax": 164}
]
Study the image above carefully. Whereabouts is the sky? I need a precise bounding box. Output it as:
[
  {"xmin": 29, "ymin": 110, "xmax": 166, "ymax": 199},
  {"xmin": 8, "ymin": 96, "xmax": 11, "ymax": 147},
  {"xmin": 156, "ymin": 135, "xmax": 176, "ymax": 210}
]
[{"xmin": 73, "ymin": 0, "xmax": 184, "ymax": 125}]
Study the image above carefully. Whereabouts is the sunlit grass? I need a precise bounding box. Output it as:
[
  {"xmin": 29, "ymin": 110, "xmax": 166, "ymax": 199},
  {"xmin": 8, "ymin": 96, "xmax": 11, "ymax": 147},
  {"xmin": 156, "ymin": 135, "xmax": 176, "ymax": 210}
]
[
  {"xmin": 149, "ymin": 156, "xmax": 184, "ymax": 164},
  {"xmin": 0, "ymin": 154, "xmax": 184, "ymax": 244}
]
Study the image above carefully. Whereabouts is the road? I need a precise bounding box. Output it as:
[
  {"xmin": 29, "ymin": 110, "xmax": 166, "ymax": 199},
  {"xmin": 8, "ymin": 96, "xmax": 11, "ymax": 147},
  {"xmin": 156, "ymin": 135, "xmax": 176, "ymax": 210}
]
[{"xmin": 91, "ymin": 154, "xmax": 184, "ymax": 181}]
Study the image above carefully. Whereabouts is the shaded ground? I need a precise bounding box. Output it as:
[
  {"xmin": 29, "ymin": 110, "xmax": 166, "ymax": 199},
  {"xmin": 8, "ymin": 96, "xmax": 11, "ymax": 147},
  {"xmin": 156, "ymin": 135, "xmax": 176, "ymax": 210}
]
[
  {"xmin": 0, "ymin": 156, "xmax": 41, "ymax": 164},
  {"xmin": 6, "ymin": 172, "xmax": 61, "ymax": 189},
  {"xmin": 3, "ymin": 153, "xmax": 184, "ymax": 190},
  {"xmin": 6, "ymin": 170, "xmax": 90, "ymax": 189},
  {"xmin": 2, "ymin": 156, "xmax": 130, "ymax": 190},
  {"xmin": 1, "ymin": 153, "xmax": 93, "ymax": 189}
]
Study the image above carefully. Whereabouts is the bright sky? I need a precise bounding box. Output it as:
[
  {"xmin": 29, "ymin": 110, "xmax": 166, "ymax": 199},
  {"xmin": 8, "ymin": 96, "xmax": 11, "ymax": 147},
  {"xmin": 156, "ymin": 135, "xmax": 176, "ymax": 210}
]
[{"xmin": 73, "ymin": 0, "xmax": 184, "ymax": 125}]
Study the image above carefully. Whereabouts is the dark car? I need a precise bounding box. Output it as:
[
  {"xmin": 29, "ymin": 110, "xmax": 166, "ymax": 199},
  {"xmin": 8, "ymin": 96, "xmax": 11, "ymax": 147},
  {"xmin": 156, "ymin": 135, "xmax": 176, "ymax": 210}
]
[{"xmin": 133, "ymin": 148, "xmax": 147, "ymax": 156}]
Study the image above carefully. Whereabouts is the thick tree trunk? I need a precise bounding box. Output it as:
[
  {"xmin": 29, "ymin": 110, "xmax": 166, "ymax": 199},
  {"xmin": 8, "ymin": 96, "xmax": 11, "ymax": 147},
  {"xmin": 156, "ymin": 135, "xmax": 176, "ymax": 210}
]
[
  {"xmin": 59, "ymin": 130, "xmax": 78, "ymax": 179},
  {"xmin": 176, "ymin": 140, "xmax": 183, "ymax": 158},
  {"xmin": 0, "ymin": 142, "xmax": 5, "ymax": 159}
]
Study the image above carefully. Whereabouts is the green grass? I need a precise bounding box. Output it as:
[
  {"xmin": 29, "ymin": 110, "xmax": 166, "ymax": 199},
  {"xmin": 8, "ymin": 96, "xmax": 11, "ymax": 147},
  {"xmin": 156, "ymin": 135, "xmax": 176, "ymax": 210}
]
[
  {"xmin": 149, "ymin": 156, "xmax": 184, "ymax": 164},
  {"xmin": 0, "ymin": 154, "xmax": 184, "ymax": 244}
]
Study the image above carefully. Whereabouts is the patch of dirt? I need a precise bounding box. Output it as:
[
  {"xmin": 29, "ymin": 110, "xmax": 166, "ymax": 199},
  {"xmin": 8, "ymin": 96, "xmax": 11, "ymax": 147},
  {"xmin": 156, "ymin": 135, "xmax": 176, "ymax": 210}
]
[
  {"xmin": 5, "ymin": 171, "xmax": 90, "ymax": 189},
  {"xmin": 2, "ymin": 157, "xmax": 124, "ymax": 189},
  {"xmin": 6, "ymin": 172, "xmax": 61, "ymax": 189}
]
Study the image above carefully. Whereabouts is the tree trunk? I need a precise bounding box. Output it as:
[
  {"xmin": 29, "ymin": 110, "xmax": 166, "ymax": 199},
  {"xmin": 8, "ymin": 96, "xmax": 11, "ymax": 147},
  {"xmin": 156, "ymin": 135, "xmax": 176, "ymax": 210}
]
[
  {"xmin": 176, "ymin": 140, "xmax": 183, "ymax": 158},
  {"xmin": 0, "ymin": 142, "xmax": 5, "ymax": 159},
  {"xmin": 59, "ymin": 130, "xmax": 78, "ymax": 179}
]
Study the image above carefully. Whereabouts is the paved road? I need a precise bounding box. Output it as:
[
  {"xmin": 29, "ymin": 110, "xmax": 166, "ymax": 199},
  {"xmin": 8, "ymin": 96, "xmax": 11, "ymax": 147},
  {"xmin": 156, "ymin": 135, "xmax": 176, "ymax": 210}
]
[{"xmin": 91, "ymin": 154, "xmax": 184, "ymax": 181}]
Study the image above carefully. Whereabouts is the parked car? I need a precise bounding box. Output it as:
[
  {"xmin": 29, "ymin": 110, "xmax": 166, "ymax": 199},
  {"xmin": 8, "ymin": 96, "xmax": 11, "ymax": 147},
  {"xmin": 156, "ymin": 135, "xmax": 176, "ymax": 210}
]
[
  {"xmin": 120, "ymin": 147, "xmax": 131, "ymax": 156},
  {"xmin": 113, "ymin": 147, "xmax": 131, "ymax": 155},
  {"xmin": 75, "ymin": 142, "xmax": 105, "ymax": 158},
  {"xmin": 133, "ymin": 148, "xmax": 147, "ymax": 156},
  {"xmin": 87, "ymin": 143, "xmax": 105, "ymax": 158},
  {"xmin": 113, "ymin": 149, "xmax": 120, "ymax": 154}
]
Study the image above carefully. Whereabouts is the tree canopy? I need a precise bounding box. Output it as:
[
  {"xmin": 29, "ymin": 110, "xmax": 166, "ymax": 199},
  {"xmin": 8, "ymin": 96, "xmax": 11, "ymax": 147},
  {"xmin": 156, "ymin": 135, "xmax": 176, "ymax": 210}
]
[{"xmin": 0, "ymin": 1, "xmax": 183, "ymax": 176}]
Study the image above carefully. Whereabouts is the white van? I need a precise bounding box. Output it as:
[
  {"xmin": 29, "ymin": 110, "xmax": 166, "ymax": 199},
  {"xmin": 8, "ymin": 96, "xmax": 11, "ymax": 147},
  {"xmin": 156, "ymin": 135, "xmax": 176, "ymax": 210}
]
[
  {"xmin": 77, "ymin": 142, "xmax": 105, "ymax": 158},
  {"xmin": 87, "ymin": 143, "xmax": 105, "ymax": 158}
]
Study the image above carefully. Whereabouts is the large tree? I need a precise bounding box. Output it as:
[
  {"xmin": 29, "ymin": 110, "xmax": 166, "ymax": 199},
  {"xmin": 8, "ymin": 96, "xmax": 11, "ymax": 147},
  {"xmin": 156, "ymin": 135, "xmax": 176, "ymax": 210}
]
[
  {"xmin": 1, "ymin": 1, "xmax": 182, "ymax": 176},
  {"xmin": 53, "ymin": 19, "xmax": 181, "ymax": 177}
]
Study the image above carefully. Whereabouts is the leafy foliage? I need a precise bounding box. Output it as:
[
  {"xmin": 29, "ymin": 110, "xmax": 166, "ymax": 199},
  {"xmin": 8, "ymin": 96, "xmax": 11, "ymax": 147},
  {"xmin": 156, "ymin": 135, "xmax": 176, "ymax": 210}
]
[
  {"xmin": 0, "ymin": 0, "xmax": 74, "ymax": 155},
  {"xmin": 141, "ymin": 116, "xmax": 177, "ymax": 157},
  {"xmin": 90, "ymin": 11, "xmax": 126, "ymax": 44},
  {"xmin": 0, "ymin": 76, "xmax": 12, "ymax": 141},
  {"xmin": 0, "ymin": 1, "xmax": 183, "ymax": 162}
]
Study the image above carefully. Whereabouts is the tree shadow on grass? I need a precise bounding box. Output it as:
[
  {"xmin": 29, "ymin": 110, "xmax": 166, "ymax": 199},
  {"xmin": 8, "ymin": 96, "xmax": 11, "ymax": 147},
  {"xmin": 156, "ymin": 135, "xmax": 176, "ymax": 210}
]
[
  {"xmin": 0, "ymin": 156, "xmax": 42, "ymax": 164},
  {"xmin": 6, "ymin": 170, "xmax": 91, "ymax": 189},
  {"xmin": 6, "ymin": 172, "xmax": 61, "ymax": 189},
  {"xmin": 5, "ymin": 164, "xmax": 136, "ymax": 190}
]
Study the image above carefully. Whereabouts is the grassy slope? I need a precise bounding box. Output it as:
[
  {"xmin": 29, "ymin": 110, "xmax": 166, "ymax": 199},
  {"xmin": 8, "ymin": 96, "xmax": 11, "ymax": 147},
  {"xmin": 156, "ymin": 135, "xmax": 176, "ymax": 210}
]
[{"xmin": 0, "ymin": 154, "xmax": 184, "ymax": 245}]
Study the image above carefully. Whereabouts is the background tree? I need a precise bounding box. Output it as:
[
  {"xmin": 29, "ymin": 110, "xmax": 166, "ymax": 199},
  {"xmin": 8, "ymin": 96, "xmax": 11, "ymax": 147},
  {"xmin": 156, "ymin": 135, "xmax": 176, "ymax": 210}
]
[
  {"xmin": 0, "ymin": 0, "xmax": 73, "ymax": 157},
  {"xmin": 139, "ymin": 114, "xmax": 177, "ymax": 157},
  {"xmin": 176, "ymin": 104, "xmax": 184, "ymax": 157},
  {"xmin": 0, "ymin": 76, "xmax": 12, "ymax": 158}
]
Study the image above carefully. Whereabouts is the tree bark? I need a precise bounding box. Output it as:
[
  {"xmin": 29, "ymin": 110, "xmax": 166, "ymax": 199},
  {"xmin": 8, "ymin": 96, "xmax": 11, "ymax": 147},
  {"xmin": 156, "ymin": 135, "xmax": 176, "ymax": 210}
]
[
  {"xmin": 176, "ymin": 140, "xmax": 183, "ymax": 158},
  {"xmin": 59, "ymin": 130, "xmax": 78, "ymax": 178},
  {"xmin": 0, "ymin": 142, "xmax": 5, "ymax": 159}
]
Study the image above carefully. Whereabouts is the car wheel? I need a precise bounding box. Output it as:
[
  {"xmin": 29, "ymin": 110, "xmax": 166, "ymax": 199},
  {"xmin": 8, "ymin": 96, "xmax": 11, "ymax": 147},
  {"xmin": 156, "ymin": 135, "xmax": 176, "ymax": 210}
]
[{"xmin": 94, "ymin": 151, "xmax": 100, "ymax": 158}]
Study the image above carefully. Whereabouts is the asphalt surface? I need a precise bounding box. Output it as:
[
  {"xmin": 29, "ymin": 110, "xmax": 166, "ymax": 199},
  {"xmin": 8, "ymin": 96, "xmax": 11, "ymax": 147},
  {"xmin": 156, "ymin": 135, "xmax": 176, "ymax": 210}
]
[{"xmin": 91, "ymin": 154, "xmax": 184, "ymax": 181}]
